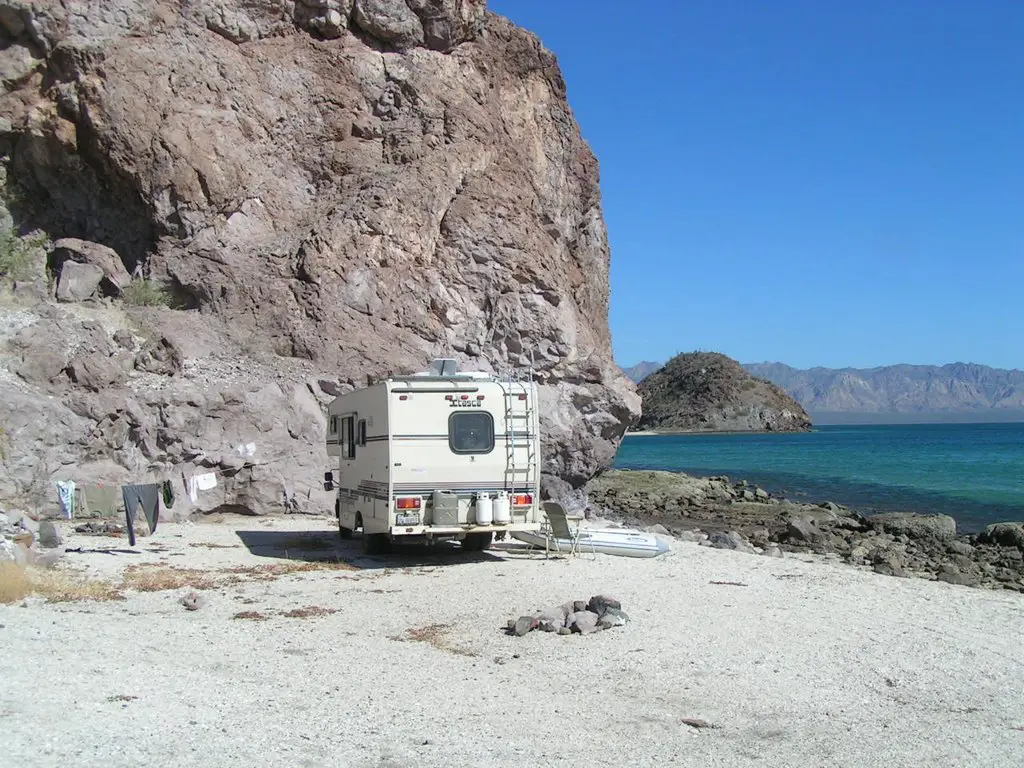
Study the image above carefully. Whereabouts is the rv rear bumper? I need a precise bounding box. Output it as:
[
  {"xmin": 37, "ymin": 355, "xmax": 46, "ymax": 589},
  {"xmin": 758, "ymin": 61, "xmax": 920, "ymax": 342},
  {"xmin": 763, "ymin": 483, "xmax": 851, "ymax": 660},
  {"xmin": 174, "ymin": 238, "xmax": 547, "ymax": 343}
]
[{"xmin": 389, "ymin": 523, "xmax": 541, "ymax": 537}]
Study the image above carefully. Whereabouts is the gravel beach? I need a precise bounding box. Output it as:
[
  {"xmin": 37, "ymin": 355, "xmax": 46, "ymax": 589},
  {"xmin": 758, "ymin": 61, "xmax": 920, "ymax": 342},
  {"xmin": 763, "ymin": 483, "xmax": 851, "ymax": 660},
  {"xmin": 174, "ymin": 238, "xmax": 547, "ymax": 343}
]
[{"xmin": 3, "ymin": 515, "xmax": 1024, "ymax": 767}]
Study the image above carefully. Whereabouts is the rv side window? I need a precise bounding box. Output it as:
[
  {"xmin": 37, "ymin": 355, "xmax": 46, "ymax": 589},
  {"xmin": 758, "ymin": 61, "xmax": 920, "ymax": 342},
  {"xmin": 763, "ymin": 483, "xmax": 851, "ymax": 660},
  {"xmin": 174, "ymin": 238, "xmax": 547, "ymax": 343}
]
[
  {"xmin": 357, "ymin": 419, "xmax": 367, "ymax": 446},
  {"xmin": 329, "ymin": 416, "xmax": 338, "ymax": 434},
  {"xmin": 342, "ymin": 416, "xmax": 356, "ymax": 459},
  {"xmin": 449, "ymin": 412, "xmax": 494, "ymax": 455}
]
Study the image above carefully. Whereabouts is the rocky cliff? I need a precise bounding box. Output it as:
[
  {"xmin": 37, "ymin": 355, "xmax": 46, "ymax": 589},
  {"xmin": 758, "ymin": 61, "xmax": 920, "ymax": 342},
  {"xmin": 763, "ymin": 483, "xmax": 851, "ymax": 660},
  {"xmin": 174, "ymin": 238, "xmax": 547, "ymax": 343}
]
[
  {"xmin": 635, "ymin": 352, "xmax": 811, "ymax": 433},
  {"xmin": 0, "ymin": 0, "xmax": 639, "ymax": 514}
]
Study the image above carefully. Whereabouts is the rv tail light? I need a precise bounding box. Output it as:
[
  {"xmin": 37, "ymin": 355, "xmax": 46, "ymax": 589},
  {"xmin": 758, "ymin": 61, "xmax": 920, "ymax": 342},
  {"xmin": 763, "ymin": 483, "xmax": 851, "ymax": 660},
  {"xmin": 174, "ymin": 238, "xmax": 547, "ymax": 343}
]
[
  {"xmin": 445, "ymin": 395, "xmax": 453, "ymax": 400},
  {"xmin": 512, "ymin": 494, "xmax": 533, "ymax": 506},
  {"xmin": 396, "ymin": 497, "xmax": 421, "ymax": 510},
  {"xmin": 460, "ymin": 394, "xmax": 469, "ymax": 400},
  {"xmin": 399, "ymin": 395, "xmax": 408, "ymax": 401},
  {"xmin": 476, "ymin": 395, "xmax": 485, "ymax": 400},
  {"xmin": 518, "ymin": 394, "xmax": 527, "ymax": 400}
]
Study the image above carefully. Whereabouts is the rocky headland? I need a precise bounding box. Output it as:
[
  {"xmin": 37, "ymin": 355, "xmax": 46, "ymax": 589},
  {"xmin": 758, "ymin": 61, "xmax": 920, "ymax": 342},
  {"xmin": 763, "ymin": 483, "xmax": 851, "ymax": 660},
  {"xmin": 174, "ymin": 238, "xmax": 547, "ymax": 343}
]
[
  {"xmin": 634, "ymin": 351, "xmax": 812, "ymax": 433},
  {"xmin": 586, "ymin": 469, "xmax": 1024, "ymax": 592}
]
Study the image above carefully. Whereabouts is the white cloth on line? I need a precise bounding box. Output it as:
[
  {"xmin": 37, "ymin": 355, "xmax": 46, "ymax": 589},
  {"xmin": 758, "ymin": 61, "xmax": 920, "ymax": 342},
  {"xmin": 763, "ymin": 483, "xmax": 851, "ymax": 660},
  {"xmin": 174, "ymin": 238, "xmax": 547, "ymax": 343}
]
[
  {"xmin": 185, "ymin": 475, "xmax": 199, "ymax": 504},
  {"xmin": 195, "ymin": 472, "xmax": 218, "ymax": 491}
]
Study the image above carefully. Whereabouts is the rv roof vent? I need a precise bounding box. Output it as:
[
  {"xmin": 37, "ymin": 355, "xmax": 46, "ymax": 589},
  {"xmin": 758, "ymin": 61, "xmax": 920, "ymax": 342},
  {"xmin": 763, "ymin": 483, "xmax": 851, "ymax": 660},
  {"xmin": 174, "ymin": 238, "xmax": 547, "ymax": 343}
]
[{"xmin": 427, "ymin": 358, "xmax": 459, "ymax": 376}]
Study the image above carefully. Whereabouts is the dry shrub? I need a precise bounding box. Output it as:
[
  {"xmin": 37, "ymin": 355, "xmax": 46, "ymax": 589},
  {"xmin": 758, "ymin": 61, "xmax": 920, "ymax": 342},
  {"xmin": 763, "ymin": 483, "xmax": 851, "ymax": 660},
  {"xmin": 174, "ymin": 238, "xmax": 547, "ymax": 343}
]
[
  {"xmin": 391, "ymin": 623, "xmax": 478, "ymax": 658},
  {"xmin": 232, "ymin": 610, "xmax": 269, "ymax": 621},
  {"xmin": 280, "ymin": 605, "xmax": 339, "ymax": 618},
  {"xmin": 122, "ymin": 565, "xmax": 219, "ymax": 592},
  {"xmin": 0, "ymin": 562, "xmax": 124, "ymax": 604}
]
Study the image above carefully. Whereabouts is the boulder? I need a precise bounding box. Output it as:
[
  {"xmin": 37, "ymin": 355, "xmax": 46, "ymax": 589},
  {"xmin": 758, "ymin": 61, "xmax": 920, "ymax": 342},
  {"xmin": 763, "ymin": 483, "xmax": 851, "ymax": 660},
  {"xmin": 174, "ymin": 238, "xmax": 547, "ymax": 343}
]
[
  {"xmin": 37, "ymin": 520, "xmax": 63, "ymax": 548},
  {"xmin": 978, "ymin": 523, "xmax": 1024, "ymax": 550},
  {"xmin": 352, "ymin": 0, "xmax": 424, "ymax": 49},
  {"xmin": 706, "ymin": 530, "xmax": 756, "ymax": 554},
  {"xmin": 55, "ymin": 261, "xmax": 104, "ymax": 302},
  {"xmin": 869, "ymin": 513, "xmax": 957, "ymax": 541},
  {"xmin": 134, "ymin": 336, "xmax": 183, "ymax": 376},
  {"xmin": 568, "ymin": 610, "xmax": 600, "ymax": 635},
  {"xmin": 66, "ymin": 353, "xmax": 126, "ymax": 391},
  {"xmin": 937, "ymin": 562, "xmax": 981, "ymax": 588},
  {"xmin": 586, "ymin": 594, "xmax": 621, "ymax": 616},
  {"xmin": 51, "ymin": 238, "xmax": 132, "ymax": 296}
]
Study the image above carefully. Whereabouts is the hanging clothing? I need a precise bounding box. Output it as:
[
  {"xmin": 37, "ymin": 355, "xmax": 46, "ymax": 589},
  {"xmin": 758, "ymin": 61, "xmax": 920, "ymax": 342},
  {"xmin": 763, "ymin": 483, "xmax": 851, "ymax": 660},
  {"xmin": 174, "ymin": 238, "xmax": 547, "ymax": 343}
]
[
  {"xmin": 122, "ymin": 484, "xmax": 161, "ymax": 546},
  {"xmin": 195, "ymin": 472, "xmax": 218, "ymax": 491},
  {"xmin": 80, "ymin": 483, "xmax": 123, "ymax": 517},
  {"xmin": 161, "ymin": 479, "xmax": 176, "ymax": 508},
  {"xmin": 183, "ymin": 472, "xmax": 199, "ymax": 504},
  {"xmin": 55, "ymin": 480, "xmax": 77, "ymax": 520}
]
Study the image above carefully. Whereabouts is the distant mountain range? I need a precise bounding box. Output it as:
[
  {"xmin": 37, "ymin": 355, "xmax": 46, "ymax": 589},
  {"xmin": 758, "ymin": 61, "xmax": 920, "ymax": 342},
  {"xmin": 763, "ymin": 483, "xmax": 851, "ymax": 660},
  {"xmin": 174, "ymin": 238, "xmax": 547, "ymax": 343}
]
[
  {"xmin": 622, "ymin": 361, "xmax": 661, "ymax": 383},
  {"xmin": 621, "ymin": 359, "xmax": 1024, "ymax": 423}
]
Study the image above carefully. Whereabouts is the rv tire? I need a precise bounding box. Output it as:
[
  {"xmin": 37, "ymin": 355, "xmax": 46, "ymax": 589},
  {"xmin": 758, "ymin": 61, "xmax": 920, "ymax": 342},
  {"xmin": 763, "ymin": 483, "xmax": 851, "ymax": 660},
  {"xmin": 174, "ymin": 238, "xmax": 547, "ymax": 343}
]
[
  {"xmin": 463, "ymin": 532, "xmax": 493, "ymax": 552},
  {"xmin": 363, "ymin": 533, "xmax": 391, "ymax": 555}
]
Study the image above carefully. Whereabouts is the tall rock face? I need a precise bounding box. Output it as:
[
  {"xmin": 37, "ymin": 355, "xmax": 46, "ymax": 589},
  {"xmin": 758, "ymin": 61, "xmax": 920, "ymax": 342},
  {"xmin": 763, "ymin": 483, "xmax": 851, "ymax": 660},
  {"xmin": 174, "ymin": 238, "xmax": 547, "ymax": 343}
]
[
  {"xmin": 636, "ymin": 352, "xmax": 811, "ymax": 433},
  {"xmin": 0, "ymin": 0, "xmax": 639, "ymax": 511}
]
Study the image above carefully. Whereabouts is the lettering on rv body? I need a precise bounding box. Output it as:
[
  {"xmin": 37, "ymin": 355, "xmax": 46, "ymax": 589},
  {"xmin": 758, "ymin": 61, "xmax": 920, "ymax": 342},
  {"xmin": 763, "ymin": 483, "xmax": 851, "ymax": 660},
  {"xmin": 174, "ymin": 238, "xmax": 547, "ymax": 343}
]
[{"xmin": 448, "ymin": 400, "xmax": 482, "ymax": 408}]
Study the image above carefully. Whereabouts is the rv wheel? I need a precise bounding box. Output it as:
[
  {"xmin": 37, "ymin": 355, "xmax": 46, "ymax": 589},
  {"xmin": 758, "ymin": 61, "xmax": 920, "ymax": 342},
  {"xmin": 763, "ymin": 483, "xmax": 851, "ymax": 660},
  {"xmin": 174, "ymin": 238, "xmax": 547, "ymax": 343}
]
[
  {"xmin": 363, "ymin": 533, "xmax": 391, "ymax": 555},
  {"xmin": 463, "ymin": 532, "xmax": 493, "ymax": 552}
]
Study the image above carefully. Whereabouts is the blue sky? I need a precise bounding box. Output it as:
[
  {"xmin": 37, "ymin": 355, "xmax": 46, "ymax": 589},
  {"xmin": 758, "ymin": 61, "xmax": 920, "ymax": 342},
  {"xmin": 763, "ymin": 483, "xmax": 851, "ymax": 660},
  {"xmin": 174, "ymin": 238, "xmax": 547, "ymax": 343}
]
[{"xmin": 488, "ymin": 1, "xmax": 1024, "ymax": 370}]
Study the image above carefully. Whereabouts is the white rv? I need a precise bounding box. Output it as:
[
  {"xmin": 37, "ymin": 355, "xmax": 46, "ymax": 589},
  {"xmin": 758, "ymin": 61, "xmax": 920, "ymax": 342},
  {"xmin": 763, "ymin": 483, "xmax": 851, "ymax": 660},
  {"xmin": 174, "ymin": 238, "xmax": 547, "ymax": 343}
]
[{"xmin": 323, "ymin": 359, "xmax": 542, "ymax": 554}]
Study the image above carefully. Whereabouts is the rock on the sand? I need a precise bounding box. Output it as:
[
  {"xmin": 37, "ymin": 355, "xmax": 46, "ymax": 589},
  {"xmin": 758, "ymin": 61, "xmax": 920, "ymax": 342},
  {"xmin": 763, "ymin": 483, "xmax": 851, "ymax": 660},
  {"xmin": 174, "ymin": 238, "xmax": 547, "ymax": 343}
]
[
  {"xmin": 569, "ymin": 610, "xmax": 600, "ymax": 634},
  {"xmin": 38, "ymin": 521, "xmax": 64, "ymax": 548},
  {"xmin": 706, "ymin": 531, "xmax": 756, "ymax": 554}
]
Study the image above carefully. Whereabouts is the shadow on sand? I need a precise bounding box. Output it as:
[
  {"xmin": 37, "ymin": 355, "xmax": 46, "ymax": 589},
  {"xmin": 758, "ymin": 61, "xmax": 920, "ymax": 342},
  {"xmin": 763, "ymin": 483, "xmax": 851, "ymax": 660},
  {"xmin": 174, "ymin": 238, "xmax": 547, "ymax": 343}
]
[{"xmin": 234, "ymin": 527, "xmax": 543, "ymax": 571}]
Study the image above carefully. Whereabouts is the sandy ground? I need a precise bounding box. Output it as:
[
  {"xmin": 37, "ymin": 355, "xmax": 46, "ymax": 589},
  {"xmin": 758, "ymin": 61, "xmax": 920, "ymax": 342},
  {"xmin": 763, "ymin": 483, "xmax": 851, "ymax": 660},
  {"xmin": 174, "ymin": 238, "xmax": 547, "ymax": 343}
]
[{"xmin": 3, "ymin": 515, "xmax": 1024, "ymax": 768}]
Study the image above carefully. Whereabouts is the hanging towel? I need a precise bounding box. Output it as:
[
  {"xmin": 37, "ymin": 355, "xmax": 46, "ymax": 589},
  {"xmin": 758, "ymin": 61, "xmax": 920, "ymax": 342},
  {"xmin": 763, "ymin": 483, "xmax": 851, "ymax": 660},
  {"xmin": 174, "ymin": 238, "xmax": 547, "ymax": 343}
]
[
  {"xmin": 195, "ymin": 472, "xmax": 218, "ymax": 491},
  {"xmin": 183, "ymin": 472, "xmax": 199, "ymax": 504},
  {"xmin": 122, "ymin": 484, "xmax": 162, "ymax": 546},
  {"xmin": 55, "ymin": 480, "xmax": 77, "ymax": 520}
]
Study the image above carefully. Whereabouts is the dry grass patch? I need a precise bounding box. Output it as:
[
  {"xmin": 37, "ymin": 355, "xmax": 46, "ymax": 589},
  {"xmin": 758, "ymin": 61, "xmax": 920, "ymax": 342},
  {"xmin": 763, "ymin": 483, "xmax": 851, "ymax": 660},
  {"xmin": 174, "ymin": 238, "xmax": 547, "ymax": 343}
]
[
  {"xmin": 232, "ymin": 610, "xmax": 269, "ymax": 621},
  {"xmin": 390, "ymin": 623, "xmax": 478, "ymax": 658},
  {"xmin": 121, "ymin": 565, "xmax": 221, "ymax": 592},
  {"xmin": 280, "ymin": 605, "xmax": 339, "ymax": 619},
  {"xmin": 222, "ymin": 561, "xmax": 359, "ymax": 579},
  {"xmin": 188, "ymin": 543, "xmax": 240, "ymax": 549},
  {"xmin": 1, "ymin": 562, "xmax": 124, "ymax": 604}
]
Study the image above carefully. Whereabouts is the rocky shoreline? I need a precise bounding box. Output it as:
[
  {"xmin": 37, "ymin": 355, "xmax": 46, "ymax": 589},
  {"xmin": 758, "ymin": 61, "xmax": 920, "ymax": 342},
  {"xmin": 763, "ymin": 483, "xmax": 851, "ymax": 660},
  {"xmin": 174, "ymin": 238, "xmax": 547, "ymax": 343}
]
[{"xmin": 584, "ymin": 469, "xmax": 1024, "ymax": 592}]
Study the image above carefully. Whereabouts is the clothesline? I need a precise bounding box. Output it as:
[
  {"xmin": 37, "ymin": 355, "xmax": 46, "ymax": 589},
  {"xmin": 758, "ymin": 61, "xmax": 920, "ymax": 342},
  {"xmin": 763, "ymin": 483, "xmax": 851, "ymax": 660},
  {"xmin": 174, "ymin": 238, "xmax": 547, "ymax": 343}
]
[{"xmin": 54, "ymin": 446, "xmax": 326, "ymax": 521}]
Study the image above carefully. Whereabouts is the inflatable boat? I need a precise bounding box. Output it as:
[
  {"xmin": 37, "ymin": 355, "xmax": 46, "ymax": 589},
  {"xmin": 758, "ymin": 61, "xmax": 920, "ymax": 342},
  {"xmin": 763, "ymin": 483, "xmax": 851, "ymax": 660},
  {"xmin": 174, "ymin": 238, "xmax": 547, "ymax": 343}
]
[{"xmin": 511, "ymin": 527, "xmax": 671, "ymax": 558}]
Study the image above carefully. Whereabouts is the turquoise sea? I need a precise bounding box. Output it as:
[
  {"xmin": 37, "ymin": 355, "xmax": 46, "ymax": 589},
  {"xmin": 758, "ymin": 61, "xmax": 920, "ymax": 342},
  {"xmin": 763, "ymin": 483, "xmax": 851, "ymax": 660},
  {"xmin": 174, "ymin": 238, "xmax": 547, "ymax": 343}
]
[{"xmin": 614, "ymin": 423, "xmax": 1024, "ymax": 533}]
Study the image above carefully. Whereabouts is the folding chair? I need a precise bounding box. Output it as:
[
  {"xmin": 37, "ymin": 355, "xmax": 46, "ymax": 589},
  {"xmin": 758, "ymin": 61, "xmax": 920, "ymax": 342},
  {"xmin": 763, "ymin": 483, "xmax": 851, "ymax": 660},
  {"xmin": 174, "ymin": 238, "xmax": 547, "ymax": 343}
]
[{"xmin": 540, "ymin": 501, "xmax": 596, "ymax": 559}]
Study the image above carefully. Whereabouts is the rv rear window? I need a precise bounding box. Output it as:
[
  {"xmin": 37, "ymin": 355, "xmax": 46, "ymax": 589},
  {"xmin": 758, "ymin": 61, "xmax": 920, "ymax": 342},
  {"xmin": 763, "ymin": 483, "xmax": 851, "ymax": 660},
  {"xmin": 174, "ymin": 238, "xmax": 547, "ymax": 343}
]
[{"xmin": 449, "ymin": 412, "xmax": 494, "ymax": 455}]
